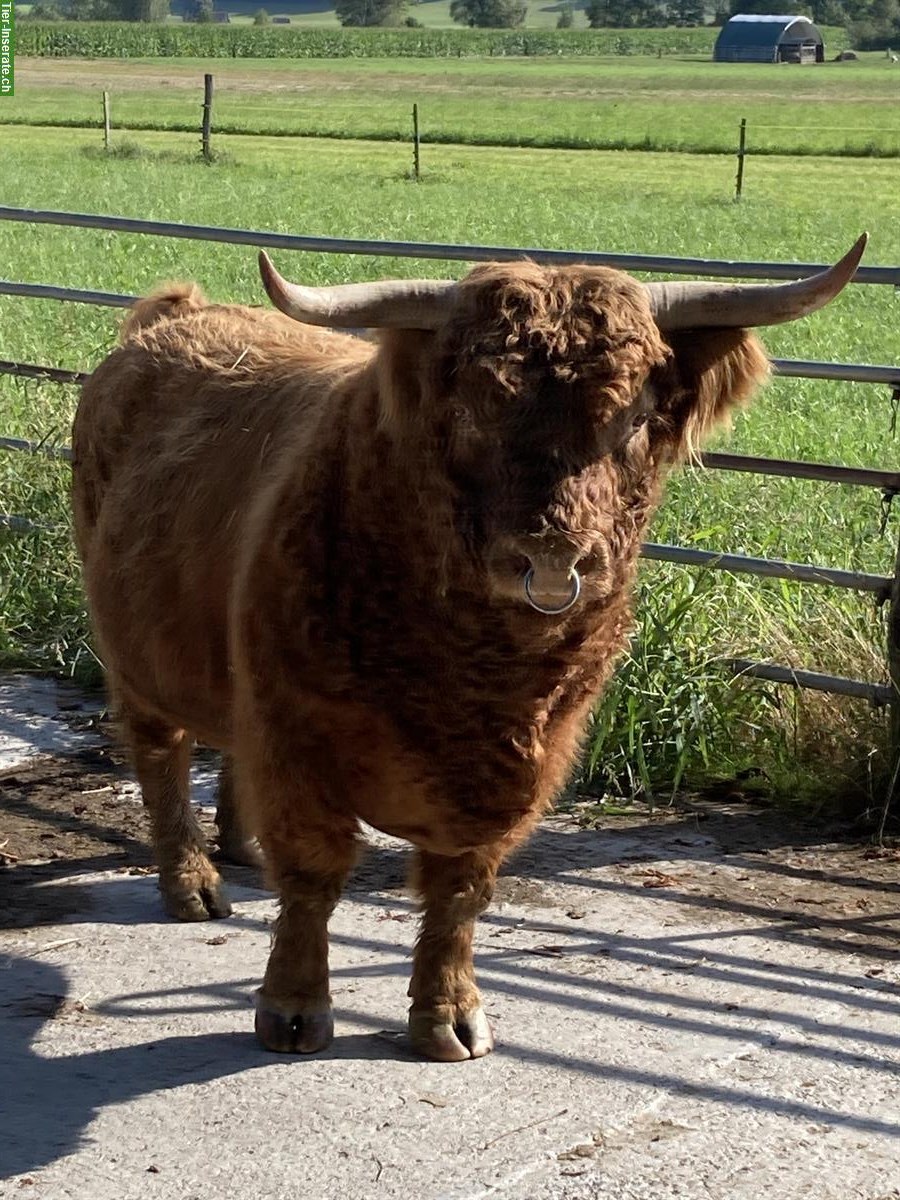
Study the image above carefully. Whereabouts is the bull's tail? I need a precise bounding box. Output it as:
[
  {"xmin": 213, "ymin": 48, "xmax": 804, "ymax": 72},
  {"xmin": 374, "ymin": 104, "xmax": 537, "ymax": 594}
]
[{"xmin": 120, "ymin": 283, "xmax": 207, "ymax": 342}]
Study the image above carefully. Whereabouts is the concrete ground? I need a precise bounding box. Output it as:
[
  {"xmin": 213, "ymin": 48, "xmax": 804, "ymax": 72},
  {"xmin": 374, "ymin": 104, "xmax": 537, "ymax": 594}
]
[{"xmin": 1, "ymin": 676, "xmax": 899, "ymax": 1199}]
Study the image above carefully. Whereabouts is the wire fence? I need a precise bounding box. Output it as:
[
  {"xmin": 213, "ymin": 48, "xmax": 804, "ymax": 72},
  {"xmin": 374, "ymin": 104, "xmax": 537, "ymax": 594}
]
[
  {"xmin": 11, "ymin": 74, "xmax": 899, "ymax": 168},
  {"xmin": 1, "ymin": 205, "xmax": 898, "ymax": 725}
]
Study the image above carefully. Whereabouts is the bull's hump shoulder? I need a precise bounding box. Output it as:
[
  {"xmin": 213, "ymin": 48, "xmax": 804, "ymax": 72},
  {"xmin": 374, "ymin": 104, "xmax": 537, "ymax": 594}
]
[{"xmin": 142, "ymin": 308, "xmax": 373, "ymax": 382}]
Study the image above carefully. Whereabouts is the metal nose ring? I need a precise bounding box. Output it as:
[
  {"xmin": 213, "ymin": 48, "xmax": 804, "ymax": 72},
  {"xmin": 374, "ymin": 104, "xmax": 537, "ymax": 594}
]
[{"xmin": 523, "ymin": 566, "xmax": 582, "ymax": 615}]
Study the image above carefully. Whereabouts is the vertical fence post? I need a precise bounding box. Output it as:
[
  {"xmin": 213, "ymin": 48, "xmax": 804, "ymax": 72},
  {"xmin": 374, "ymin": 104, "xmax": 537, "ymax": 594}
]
[
  {"xmin": 734, "ymin": 117, "xmax": 747, "ymax": 201},
  {"xmin": 102, "ymin": 91, "xmax": 111, "ymax": 152},
  {"xmin": 412, "ymin": 103, "xmax": 421, "ymax": 182},
  {"xmin": 201, "ymin": 73, "xmax": 214, "ymax": 163}
]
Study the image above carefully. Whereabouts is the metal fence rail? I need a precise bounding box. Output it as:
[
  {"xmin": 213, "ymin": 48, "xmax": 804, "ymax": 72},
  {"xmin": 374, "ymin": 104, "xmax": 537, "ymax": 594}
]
[
  {"xmin": 0, "ymin": 360, "xmax": 89, "ymax": 387},
  {"xmin": 0, "ymin": 513, "xmax": 60, "ymax": 534},
  {"xmin": 3, "ymin": 353, "xmax": 899, "ymax": 495},
  {"xmin": 772, "ymin": 360, "xmax": 900, "ymax": 388},
  {"xmin": 0, "ymin": 433, "xmax": 73, "ymax": 459},
  {"xmin": 640, "ymin": 544, "xmax": 893, "ymax": 599},
  {"xmin": 2, "ymin": 282, "xmax": 899, "ymax": 394},
  {"xmin": 698, "ymin": 452, "xmax": 900, "ymax": 491},
  {"xmin": 1, "ymin": 210, "xmax": 898, "ymax": 717},
  {"xmin": 1, "ymin": 205, "xmax": 899, "ymax": 285},
  {"xmin": 728, "ymin": 660, "xmax": 894, "ymax": 706},
  {"xmin": 0, "ymin": 282, "xmax": 136, "ymax": 308}
]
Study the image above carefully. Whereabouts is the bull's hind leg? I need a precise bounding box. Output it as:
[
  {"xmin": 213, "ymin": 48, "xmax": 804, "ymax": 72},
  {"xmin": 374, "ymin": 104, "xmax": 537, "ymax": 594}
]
[
  {"xmin": 253, "ymin": 821, "xmax": 359, "ymax": 1054},
  {"xmin": 122, "ymin": 708, "xmax": 232, "ymax": 921},
  {"xmin": 408, "ymin": 848, "xmax": 500, "ymax": 1062},
  {"xmin": 215, "ymin": 755, "xmax": 264, "ymax": 869}
]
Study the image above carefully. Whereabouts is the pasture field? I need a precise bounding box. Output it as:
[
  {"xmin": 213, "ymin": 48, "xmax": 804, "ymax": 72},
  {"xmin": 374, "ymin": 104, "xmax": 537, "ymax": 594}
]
[
  {"xmin": 6, "ymin": 53, "xmax": 899, "ymax": 157},
  {"xmin": 1, "ymin": 117, "xmax": 898, "ymax": 807}
]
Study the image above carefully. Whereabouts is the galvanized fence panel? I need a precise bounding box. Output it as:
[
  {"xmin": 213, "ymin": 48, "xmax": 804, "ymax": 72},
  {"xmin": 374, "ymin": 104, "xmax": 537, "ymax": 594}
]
[
  {"xmin": 1, "ymin": 205, "xmax": 898, "ymax": 284},
  {"xmin": 1, "ymin": 209, "xmax": 898, "ymax": 713}
]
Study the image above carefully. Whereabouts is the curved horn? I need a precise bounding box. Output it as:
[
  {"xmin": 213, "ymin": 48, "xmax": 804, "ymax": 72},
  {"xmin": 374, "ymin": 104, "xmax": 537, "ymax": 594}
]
[
  {"xmin": 258, "ymin": 252, "xmax": 456, "ymax": 330},
  {"xmin": 644, "ymin": 233, "xmax": 867, "ymax": 331}
]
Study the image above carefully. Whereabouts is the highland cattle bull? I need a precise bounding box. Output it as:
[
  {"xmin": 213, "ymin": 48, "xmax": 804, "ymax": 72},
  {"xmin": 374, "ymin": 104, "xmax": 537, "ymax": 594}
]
[{"xmin": 72, "ymin": 235, "xmax": 866, "ymax": 1061}]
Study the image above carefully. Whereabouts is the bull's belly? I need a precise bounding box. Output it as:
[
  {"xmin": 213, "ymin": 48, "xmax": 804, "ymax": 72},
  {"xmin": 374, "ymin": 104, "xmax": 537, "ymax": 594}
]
[
  {"xmin": 116, "ymin": 669, "xmax": 232, "ymax": 748},
  {"xmin": 83, "ymin": 502, "xmax": 238, "ymax": 744},
  {"xmin": 344, "ymin": 731, "xmax": 539, "ymax": 857},
  {"xmin": 353, "ymin": 792, "xmax": 533, "ymax": 857},
  {"xmin": 98, "ymin": 615, "xmax": 232, "ymax": 747},
  {"xmin": 235, "ymin": 681, "xmax": 579, "ymax": 856}
]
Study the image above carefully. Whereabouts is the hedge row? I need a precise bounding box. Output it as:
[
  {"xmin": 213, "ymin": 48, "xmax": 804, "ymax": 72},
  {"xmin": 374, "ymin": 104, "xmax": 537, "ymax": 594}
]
[{"xmin": 17, "ymin": 21, "xmax": 720, "ymax": 58}]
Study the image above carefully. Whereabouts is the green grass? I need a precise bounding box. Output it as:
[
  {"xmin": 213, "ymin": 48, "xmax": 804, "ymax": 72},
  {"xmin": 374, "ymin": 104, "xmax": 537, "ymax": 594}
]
[
  {"xmin": 1, "ymin": 120, "xmax": 898, "ymax": 811},
  {"xmin": 8, "ymin": 52, "xmax": 896, "ymax": 157}
]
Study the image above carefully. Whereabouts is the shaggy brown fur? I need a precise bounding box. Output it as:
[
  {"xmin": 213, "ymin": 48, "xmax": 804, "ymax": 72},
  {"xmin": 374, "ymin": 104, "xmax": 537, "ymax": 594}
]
[{"xmin": 72, "ymin": 262, "xmax": 769, "ymax": 1062}]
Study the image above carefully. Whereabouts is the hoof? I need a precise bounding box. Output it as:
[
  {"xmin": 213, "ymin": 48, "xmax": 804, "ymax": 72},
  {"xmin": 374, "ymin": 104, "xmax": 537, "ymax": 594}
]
[
  {"xmin": 161, "ymin": 874, "xmax": 233, "ymax": 922},
  {"xmin": 255, "ymin": 996, "xmax": 334, "ymax": 1054},
  {"xmin": 408, "ymin": 1006, "xmax": 494, "ymax": 1062}
]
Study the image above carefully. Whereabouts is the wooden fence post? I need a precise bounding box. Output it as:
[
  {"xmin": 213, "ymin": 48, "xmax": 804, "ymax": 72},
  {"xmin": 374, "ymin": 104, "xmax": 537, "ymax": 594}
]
[
  {"xmin": 884, "ymin": 515, "xmax": 900, "ymax": 833},
  {"xmin": 412, "ymin": 103, "xmax": 421, "ymax": 182},
  {"xmin": 201, "ymin": 73, "xmax": 214, "ymax": 163},
  {"xmin": 734, "ymin": 117, "xmax": 747, "ymax": 201},
  {"xmin": 102, "ymin": 91, "xmax": 110, "ymax": 152}
]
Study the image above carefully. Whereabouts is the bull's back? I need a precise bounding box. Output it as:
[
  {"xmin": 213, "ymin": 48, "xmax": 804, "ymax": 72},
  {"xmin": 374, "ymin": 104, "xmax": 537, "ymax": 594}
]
[{"xmin": 72, "ymin": 299, "xmax": 371, "ymax": 741}]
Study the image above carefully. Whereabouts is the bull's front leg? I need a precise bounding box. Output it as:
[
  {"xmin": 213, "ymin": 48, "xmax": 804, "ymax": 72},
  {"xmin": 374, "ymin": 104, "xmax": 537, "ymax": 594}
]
[
  {"xmin": 253, "ymin": 824, "xmax": 359, "ymax": 1055},
  {"xmin": 408, "ymin": 848, "xmax": 500, "ymax": 1062}
]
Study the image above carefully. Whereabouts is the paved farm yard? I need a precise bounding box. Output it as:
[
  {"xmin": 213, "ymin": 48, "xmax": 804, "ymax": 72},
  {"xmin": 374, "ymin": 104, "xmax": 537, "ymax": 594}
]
[{"xmin": 1, "ymin": 676, "xmax": 899, "ymax": 1199}]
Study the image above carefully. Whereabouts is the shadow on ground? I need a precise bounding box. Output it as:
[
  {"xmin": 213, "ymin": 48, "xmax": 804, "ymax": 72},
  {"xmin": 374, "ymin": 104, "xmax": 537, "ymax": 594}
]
[{"xmin": 4, "ymin": 883, "xmax": 900, "ymax": 1184}]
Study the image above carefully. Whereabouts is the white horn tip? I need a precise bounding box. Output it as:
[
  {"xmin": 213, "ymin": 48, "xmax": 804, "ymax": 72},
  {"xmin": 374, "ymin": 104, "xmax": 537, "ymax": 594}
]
[
  {"xmin": 849, "ymin": 231, "xmax": 868, "ymax": 267},
  {"xmin": 816, "ymin": 232, "xmax": 868, "ymax": 302}
]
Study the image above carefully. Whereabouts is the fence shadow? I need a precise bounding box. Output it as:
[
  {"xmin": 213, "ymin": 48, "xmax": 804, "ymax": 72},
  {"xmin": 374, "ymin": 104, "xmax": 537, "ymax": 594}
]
[
  {"xmin": 4, "ymin": 876, "xmax": 899, "ymax": 1183},
  {"xmin": 5, "ymin": 785, "xmax": 898, "ymax": 963}
]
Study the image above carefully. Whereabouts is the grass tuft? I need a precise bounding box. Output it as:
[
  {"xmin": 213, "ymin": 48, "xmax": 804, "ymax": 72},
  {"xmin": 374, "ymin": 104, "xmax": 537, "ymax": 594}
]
[{"xmin": 81, "ymin": 140, "xmax": 238, "ymax": 166}]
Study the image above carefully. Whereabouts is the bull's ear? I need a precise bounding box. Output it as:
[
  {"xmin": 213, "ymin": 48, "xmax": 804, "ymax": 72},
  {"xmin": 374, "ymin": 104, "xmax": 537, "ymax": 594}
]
[{"xmin": 651, "ymin": 328, "xmax": 771, "ymax": 463}]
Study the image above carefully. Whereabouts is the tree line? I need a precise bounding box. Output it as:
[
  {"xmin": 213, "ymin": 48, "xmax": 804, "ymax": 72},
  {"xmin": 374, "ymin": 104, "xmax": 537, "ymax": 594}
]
[{"xmin": 24, "ymin": 0, "xmax": 900, "ymax": 48}]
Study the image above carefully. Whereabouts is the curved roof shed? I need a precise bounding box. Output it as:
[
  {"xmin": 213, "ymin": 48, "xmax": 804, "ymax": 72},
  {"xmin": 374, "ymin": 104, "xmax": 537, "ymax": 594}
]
[{"xmin": 714, "ymin": 14, "xmax": 824, "ymax": 63}]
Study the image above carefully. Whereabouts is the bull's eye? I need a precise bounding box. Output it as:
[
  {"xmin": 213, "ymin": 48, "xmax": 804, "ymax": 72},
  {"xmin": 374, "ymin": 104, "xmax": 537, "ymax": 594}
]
[
  {"xmin": 631, "ymin": 413, "xmax": 649, "ymax": 431},
  {"xmin": 453, "ymin": 405, "xmax": 475, "ymax": 430}
]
